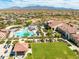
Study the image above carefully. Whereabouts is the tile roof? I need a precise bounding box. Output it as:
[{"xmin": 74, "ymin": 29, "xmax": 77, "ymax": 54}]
[
  {"xmin": 0, "ymin": 32, "xmax": 7, "ymax": 38},
  {"xmin": 48, "ymin": 20, "xmax": 64, "ymax": 28},
  {"xmin": 72, "ymin": 34, "xmax": 79, "ymax": 41},
  {"xmin": 48, "ymin": 20, "xmax": 77, "ymax": 34},
  {"xmin": 14, "ymin": 42, "xmax": 29, "ymax": 52},
  {"xmin": 48, "ymin": 20, "xmax": 79, "ymax": 44},
  {"xmin": 0, "ymin": 29, "xmax": 9, "ymax": 39},
  {"xmin": 58, "ymin": 23, "xmax": 77, "ymax": 34}
]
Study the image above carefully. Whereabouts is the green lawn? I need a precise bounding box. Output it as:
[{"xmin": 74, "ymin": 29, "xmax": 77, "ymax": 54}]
[
  {"xmin": 25, "ymin": 53, "xmax": 32, "ymax": 59},
  {"xmin": 8, "ymin": 56, "xmax": 14, "ymax": 59},
  {"xmin": 29, "ymin": 42, "xmax": 78, "ymax": 59}
]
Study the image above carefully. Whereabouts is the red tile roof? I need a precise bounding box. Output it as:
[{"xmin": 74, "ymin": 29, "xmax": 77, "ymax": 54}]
[
  {"xmin": 0, "ymin": 32, "xmax": 7, "ymax": 38},
  {"xmin": 48, "ymin": 20, "xmax": 77, "ymax": 34},
  {"xmin": 72, "ymin": 34, "xmax": 79, "ymax": 41},
  {"xmin": 14, "ymin": 42, "xmax": 29, "ymax": 52},
  {"xmin": 58, "ymin": 23, "xmax": 77, "ymax": 34},
  {"xmin": 48, "ymin": 20, "xmax": 79, "ymax": 44},
  {"xmin": 0, "ymin": 29, "xmax": 9, "ymax": 39},
  {"xmin": 48, "ymin": 20, "xmax": 64, "ymax": 28}
]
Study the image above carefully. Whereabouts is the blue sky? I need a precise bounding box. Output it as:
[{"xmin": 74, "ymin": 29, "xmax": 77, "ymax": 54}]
[{"xmin": 0, "ymin": 0, "xmax": 79, "ymax": 9}]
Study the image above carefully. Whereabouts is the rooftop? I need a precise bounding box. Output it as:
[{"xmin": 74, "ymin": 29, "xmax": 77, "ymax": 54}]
[
  {"xmin": 72, "ymin": 34, "xmax": 79, "ymax": 41},
  {"xmin": 0, "ymin": 29, "xmax": 9, "ymax": 39},
  {"xmin": 48, "ymin": 20, "xmax": 77, "ymax": 34},
  {"xmin": 48, "ymin": 20, "xmax": 64, "ymax": 28},
  {"xmin": 58, "ymin": 23, "xmax": 77, "ymax": 34},
  {"xmin": 14, "ymin": 42, "xmax": 29, "ymax": 52}
]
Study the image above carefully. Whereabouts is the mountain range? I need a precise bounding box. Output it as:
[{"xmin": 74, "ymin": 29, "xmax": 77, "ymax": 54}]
[{"xmin": 5, "ymin": 6, "xmax": 77, "ymax": 10}]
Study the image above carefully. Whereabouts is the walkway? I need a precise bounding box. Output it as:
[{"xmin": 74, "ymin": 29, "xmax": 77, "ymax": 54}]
[
  {"xmin": 64, "ymin": 39, "xmax": 79, "ymax": 52},
  {"xmin": 23, "ymin": 49, "xmax": 32, "ymax": 59},
  {"xmin": 5, "ymin": 25, "xmax": 23, "ymax": 30}
]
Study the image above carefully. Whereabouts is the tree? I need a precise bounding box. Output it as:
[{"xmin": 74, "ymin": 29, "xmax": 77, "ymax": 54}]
[
  {"xmin": 0, "ymin": 22, "xmax": 6, "ymax": 28},
  {"xmin": 41, "ymin": 31, "xmax": 45, "ymax": 42},
  {"xmin": 54, "ymin": 32, "xmax": 61, "ymax": 38},
  {"xmin": 38, "ymin": 25, "xmax": 45, "ymax": 42},
  {"xmin": 44, "ymin": 23, "xmax": 51, "ymax": 30},
  {"xmin": 25, "ymin": 20, "xmax": 32, "ymax": 26},
  {"xmin": 7, "ymin": 21, "xmax": 12, "ymax": 26},
  {"xmin": 46, "ymin": 29, "xmax": 53, "ymax": 42},
  {"xmin": 15, "ymin": 19, "xmax": 22, "ymax": 25}
]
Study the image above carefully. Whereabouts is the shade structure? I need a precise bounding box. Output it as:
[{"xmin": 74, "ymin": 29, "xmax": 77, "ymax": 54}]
[{"xmin": 14, "ymin": 42, "xmax": 29, "ymax": 52}]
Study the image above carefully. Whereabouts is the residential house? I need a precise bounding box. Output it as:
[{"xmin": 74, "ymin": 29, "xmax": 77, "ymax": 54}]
[{"xmin": 0, "ymin": 29, "xmax": 9, "ymax": 39}]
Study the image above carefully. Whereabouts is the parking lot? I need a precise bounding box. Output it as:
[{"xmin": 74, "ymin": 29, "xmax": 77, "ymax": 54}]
[{"xmin": 0, "ymin": 44, "xmax": 12, "ymax": 59}]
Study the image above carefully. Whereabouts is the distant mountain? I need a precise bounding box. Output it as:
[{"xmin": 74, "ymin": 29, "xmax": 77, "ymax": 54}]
[
  {"xmin": 7, "ymin": 6, "xmax": 23, "ymax": 9},
  {"xmin": 6, "ymin": 6, "xmax": 76, "ymax": 10}
]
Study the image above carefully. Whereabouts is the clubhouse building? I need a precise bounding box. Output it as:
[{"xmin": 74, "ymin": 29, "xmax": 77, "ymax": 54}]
[{"xmin": 47, "ymin": 20, "xmax": 79, "ymax": 46}]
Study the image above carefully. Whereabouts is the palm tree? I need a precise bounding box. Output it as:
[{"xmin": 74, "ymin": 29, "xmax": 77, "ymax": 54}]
[
  {"xmin": 46, "ymin": 29, "xmax": 53, "ymax": 42},
  {"xmin": 0, "ymin": 22, "xmax": 6, "ymax": 28},
  {"xmin": 40, "ymin": 31, "xmax": 45, "ymax": 42},
  {"xmin": 54, "ymin": 32, "xmax": 61, "ymax": 38},
  {"xmin": 38, "ymin": 25, "xmax": 45, "ymax": 42}
]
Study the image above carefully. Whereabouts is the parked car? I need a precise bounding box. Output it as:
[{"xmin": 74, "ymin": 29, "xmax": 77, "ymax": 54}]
[
  {"xmin": 4, "ymin": 50, "xmax": 8, "ymax": 53},
  {"xmin": 1, "ymin": 56, "xmax": 5, "ymax": 59},
  {"xmin": 7, "ymin": 45, "xmax": 10, "ymax": 48}
]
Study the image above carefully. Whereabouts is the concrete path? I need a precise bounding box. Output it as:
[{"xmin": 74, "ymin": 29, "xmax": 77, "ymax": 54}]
[
  {"xmin": 5, "ymin": 25, "xmax": 22, "ymax": 30},
  {"xmin": 64, "ymin": 39, "xmax": 79, "ymax": 52},
  {"xmin": 23, "ymin": 49, "xmax": 32, "ymax": 59}
]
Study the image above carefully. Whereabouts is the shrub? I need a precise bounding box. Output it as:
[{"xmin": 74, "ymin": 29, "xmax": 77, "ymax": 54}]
[
  {"xmin": 0, "ymin": 40, "xmax": 5, "ymax": 44},
  {"xmin": 12, "ymin": 41, "xmax": 18, "ymax": 45},
  {"xmin": 6, "ymin": 40, "xmax": 11, "ymax": 44}
]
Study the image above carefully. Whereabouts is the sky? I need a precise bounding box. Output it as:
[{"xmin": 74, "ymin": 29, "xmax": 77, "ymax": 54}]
[{"xmin": 0, "ymin": 0, "xmax": 79, "ymax": 9}]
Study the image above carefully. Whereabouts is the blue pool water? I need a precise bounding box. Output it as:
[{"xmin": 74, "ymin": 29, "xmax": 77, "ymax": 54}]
[{"xmin": 15, "ymin": 28, "xmax": 34, "ymax": 38}]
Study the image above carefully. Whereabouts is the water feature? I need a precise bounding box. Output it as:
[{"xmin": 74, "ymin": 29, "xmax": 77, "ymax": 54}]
[{"xmin": 15, "ymin": 27, "xmax": 35, "ymax": 38}]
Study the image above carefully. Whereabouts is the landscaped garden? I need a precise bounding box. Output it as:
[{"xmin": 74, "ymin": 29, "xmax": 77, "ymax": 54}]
[
  {"xmin": 26, "ymin": 42, "xmax": 79, "ymax": 59},
  {"xmin": 12, "ymin": 40, "xmax": 18, "ymax": 45},
  {"xmin": 6, "ymin": 40, "xmax": 11, "ymax": 44},
  {"xmin": 8, "ymin": 56, "xmax": 14, "ymax": 59},
  {"xmin": 0, "ymin": 40, "xmax": 5, "ymax": 44}
]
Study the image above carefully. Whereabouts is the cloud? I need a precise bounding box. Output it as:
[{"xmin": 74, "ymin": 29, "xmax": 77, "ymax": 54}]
[{"xmin": 0, "ymin": 0, "xmax": 79, "ymax": 9}]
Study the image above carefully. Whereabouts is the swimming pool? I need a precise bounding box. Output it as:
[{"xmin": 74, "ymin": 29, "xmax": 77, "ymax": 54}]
[{"xmin": 15, "ymin": 28, "xmax": 34, "ymax": 38}]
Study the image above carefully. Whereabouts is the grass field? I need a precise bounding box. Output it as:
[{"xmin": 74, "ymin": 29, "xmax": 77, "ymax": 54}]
[{"xmin": 29, "ymin": 42, "xmax": 78, "ymax": 59}]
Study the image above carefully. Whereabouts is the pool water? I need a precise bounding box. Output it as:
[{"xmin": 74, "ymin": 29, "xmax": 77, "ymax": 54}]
[{"xmin": 15, "ymin": 28, "xmax": 34, "ymax": 38}]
